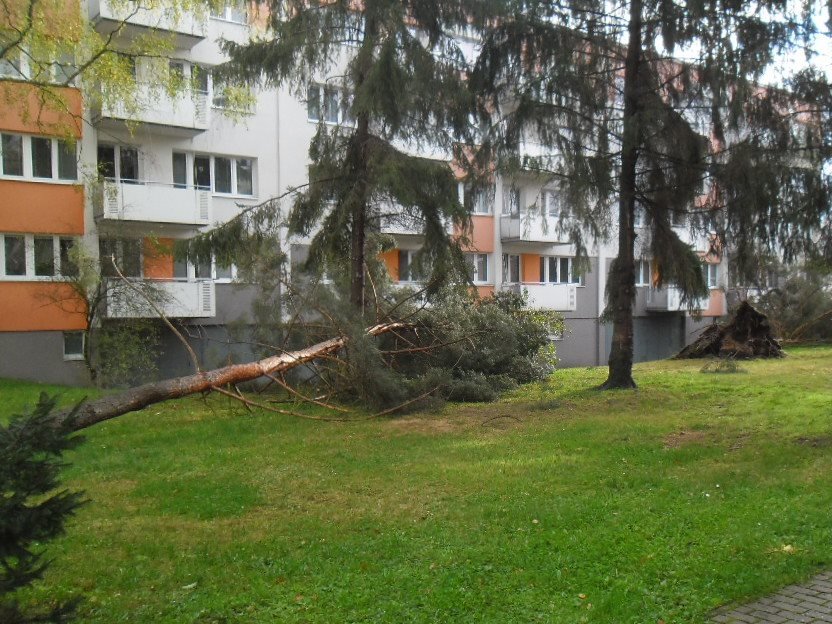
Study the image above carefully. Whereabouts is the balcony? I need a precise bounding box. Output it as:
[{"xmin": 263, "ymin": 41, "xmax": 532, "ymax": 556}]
[
  {"xmin": 96, "ymin": 180, "xmax": 211, "ymax": 227},
  {"xmin": 646, "ymin": 287, "xmax": 707, "ymax": 312},
  {"xmin": 105, "ymin": 280, "xmax": 216, "ymax": 319},
  {"xmin": 89, "ymin": 0, "xmax": 207, "ymax": 47},
  {"xmin": 96, "ymin": 84, "xmax": 209, "ymax": 136},
  {"xmin": 506, "ymin": 283, "xmax": 577, "ymax": 311},
  {"xmin": 500, "ymin": 213, "xmax": 569, "ymax": 244}
]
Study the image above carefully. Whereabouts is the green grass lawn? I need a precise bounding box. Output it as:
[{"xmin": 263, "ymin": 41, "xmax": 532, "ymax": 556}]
[{"xmin": 4, "ymin": 347, "xmax": 832, "ymax": 623}]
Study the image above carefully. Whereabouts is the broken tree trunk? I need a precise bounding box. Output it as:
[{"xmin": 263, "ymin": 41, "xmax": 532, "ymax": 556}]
[
  {"xmin": 56, "ymin": 322, "xmax": 409, "ymax": 431},
  {"xmin": 675, "ymin": 301, "xmax": 783, "ymax": 359}
]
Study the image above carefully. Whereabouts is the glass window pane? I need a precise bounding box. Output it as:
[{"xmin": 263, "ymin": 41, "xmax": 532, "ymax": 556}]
[
  {"xmin": 173, "ymin": 152, "xmax": 187, "ymax": 188},
  {"xmin": 173, "ymin": 256, "xmax": 188, "ymax": 279},
  {"xmin": 0, "ymin": 50, "xmax": 21, "ymax": 78},
  {"xmin": 477, "ymin": 254, "xmax": 488, "ymax": 282},
  {"xmin": 63, "ymin": 332, "xmax": 85, "ymax": 358},
  {"xmin": 193, "ymin": 67, "xmax": 209, "ymax": 94},
  {"xmin": 57, "ymin": 141, "xmax": 77, "ymax": 180},
  {"xmin": 120, "ymin": 147, "xmax": 139, "ymax": 183},
  {"xmin": 307, "ymin": 84, "xmax": 320, "ymax": 120},
  {"xmin": 214, "ymin": 157, "xmax": 232, "ymax": 193},
  {"xmin": 215, "ymin": 263, "xmax": 233, "ymax": 279},
  {"xmin": 559, "ymin": 258, "xmax": 569, "ymax": 283},
  {"xmin": 324, "ymin": 87, "xmax": 339, "ymax": 123},
  {"xmin": 32, "ymin": 137, "xmax": 53, "ymax": 178},
  {"xmin": 99, "ymin": 239, "xmax": 118, "ymax": 277},
  {"xmin": 235, "ymin": 158, "xmax": 252, "ymax": 195},
  {"xmin": 539, "ymin": 257, "xmax": 545, "ymax": 282},
  {"xmin": 2, "ymin": 134, "xmax": 23, "ymax": 176},
  {"xmin": 509, "ymin": 255, "xmax": 520, "ymax": 282},
  {"xmin": 4, "ymin": 235, "xmax": 25, "ymax": 276},
  {"xmin": 194, "ymin": 155, "xmax": 211, "ymax": 189},
  {"xmin": 195, "ymin": 258, "xmax": 211, "ymax": 279},
  {"xmin": 398, "ymin": 250, "xmax": 410, "ymax": 282},
  {"xmin": 97, "ymin": 145, "xmax": 116, "ymax": 179},
  {"xmin": 121, "ymin": 239, "xmax": 142, "ymax": 277},
  {"xmin": 34, "ymin": 237, "xmax": 55, "ymax": 276},
  {"xmin": 547, "ymin": 257, "xmax": 557, "ymax": 282},
  {"xmin": 59, "ymin": 238, "xmax": 78, "ymax": 277}
]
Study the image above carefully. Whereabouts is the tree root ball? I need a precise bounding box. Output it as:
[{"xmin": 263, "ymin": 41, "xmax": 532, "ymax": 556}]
[{"xmin": 675, "ymin": 301, "xmax": 784, "ymax": 359}]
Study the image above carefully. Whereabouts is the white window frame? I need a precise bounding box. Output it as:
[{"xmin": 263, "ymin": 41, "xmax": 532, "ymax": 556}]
[
  {"xmin": 174, "ymin": 255, "xmax": 237, "ymax": 282},
  {"xmin": 0, "ymin": 133, "xmax": 78, "ymax": 183},
  {"xmin": 503, "ymin": 186, "xmax": 520, "ymax": 216},
  {"xmin": 502, "ymin": 253, "xmax": 521, "ymax": 283},
  {"xmin": 0, "ymin": 234, "xmax": 79, "ymax": 280},
  {"xmin": 466, "ymin": 252, "xmax": 490, "ymax": 284},
  {"xmin": 397, "ymin": 249, "xmax": 422, "ymax": 283},
  {"xmin": 459, "ymin": 183, "xmax": 491, "ymax": 214},
  {"xmin": 633, "ymin": 206, "xmax": 646, "ymax": 228},
  {"xmin": 175, "ymin": 152, "xmax": 256, "ymax": 197},
  {"xmin": 540, "ymin": 255, "xmax": 583, "ymax": 285},
  {"xmin": 210, "ymin": 1, "xmax": 248, "ymax": 24},
  {"xmin": 99, "ymin": 238, "xmax": 143, "ymax": 279},
  {"xmin": 635, "ymin": 259, "xmax": 652, "ymax": 287},
  {"xmin": 671, "ymin": 210, "xmax": 686, "ymax": 228},
  {"xmin": 306, "ymin": 82, "xmax": 352, "ymax": 125},
  {"xmin": 63, "ymin": 331, "xmax": 86, "ymax": 361},
  {"xmin": 97, "ymin": 143, "xmax": 140, "ymax": 183},
  {"xmin": 705, "ymin": 263, "xmax": 719, "ymax": 289}
]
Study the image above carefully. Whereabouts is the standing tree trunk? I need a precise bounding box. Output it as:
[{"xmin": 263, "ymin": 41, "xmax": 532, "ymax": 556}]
[{"xmin": 602, "ymin": 0, "xmax": 642, "ymax": 389}]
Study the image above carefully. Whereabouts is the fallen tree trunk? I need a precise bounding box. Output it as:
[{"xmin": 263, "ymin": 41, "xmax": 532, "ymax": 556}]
[
  {"xmin": 58, "ymin": 322, "xmax": 408, "ymax": 431},
  {"xmin": 675, "ymin": 301, "xmax": 783, "ymax": 359}
]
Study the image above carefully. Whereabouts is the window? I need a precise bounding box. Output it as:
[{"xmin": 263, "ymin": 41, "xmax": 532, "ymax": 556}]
[
  {"xmin": 460, "ymin": 184, "xmax": 490, "ymax": 214},
  {"xmin": 3, "ymin": 235, "xmax": 25, "ymax": 276},
  {"xmin": 0, "ymin": 135, "xmax": 75, "ymax": 181},
  {"xmin": 173, "ymin": 152, "xmax": 187, "ymax": 188},
  {"xmin": 503, "ymin": 186, "xmax": 520, "ymax": 216},
  {"xmin": 633, "ymin": 206, "xmax": 646, "ymax": 228},
  {"xmin": 99, "ymin": 239, "xmax": 141, "ymax": 278},
  {"xmin": 63, "ymin": 331, "xmax": 85, "ymax": 361},
  {"xmin": 194, "ymin": 155, "xmax": 211, "ymax": 189},
  {"xmin": 398, "ymin": 250, "xmax": 423, "ymax": 283},
  {"xmin": 189, "ymin": 154, "xmax": 254, "ymax": 195},
  {"xmin": 636, "ymin": 259, "xmax": 651, "ymax": 286},
  {"xmin": 0, "ymin": 49, "xmax": 22, "ymax": 78},
  {"xmin": 466, "ymin": 253, "xmax": 489, "ymax": 284},
  {"xmin": 539, "ymin": 256, "xmax": 582, "ymax": 285},
  {"xmin": 214, "ymin": 157, "xmax": 232, "ymax": 193},
  {"xmin": 98, "ymin": 144, "xmax": 138, "ymax": 183},
  {"xmin": 0, "ymin": 234, "xmax": 78, "ymax": 279},
  {"xmin": 704, "ymin": 263, "xmax": 718, "ymax": 288},
  {"xmin": 502, "ymin": 253, "xmax": 520, "ymax": 283},
  {"xmin": 236, "ymin": 158, "xmax": 253, "ymax": 195},
  {"xmin": 1, "ymin": 134, "xmax": 23, "ymax": 176},
  {"xmin": 671, "ymin": 210, "xmax": 686, "ymax": 227},
  {"xmin": 175, "ymin": 254, "xmax": 235, "ymax": 281},
  {"xmin": 307, "ymin": 83, "xmax": 352, "ymax": 125},
  {"xmin": 52, "ymin": 51, "xmax": 76, "ymax": 84},
  {"xmin": 211, "ymin": 1, "xmax": 247, "ymax": 23}
]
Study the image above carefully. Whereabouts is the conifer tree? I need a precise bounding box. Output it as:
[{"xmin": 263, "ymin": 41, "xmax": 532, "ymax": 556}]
[
  {"xmin": 214, "ymin": 0, "xmax": 495, "ymax": 311},
  {"xmin": 472, "ymin": 0, "xmax": 831, "ymax": 388}
]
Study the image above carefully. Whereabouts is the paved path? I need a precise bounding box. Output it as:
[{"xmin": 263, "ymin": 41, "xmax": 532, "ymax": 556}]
[{"xmin": 712, "ymin": 571, "xmax": 832, "ymax": 623}]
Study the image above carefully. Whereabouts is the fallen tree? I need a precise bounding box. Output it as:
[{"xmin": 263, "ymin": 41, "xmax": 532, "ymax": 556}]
[
  {"xmin": 675, "ymin": 301, "xmax": 784, "ymax": 359},
  {"xmin": 57, "ymin": 322, "xmax": 408, "ymax": 431}
]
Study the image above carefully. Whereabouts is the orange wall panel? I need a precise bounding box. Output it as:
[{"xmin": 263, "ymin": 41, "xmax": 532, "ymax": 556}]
[
  {"xmin": 380, "ymin": 249, "xmax": 399, "ymax": 281},
  {"xmin": 475, "ymin": 285, "xmax": 494, "ymax": 299},
  {"xmin": 521, "ymin": 254, "xmax": 540, "ymax": 282},
  {"xmin": 702, "ymin": 289, "xmax": 726, "ymax": 317},
  {"xmin": 0, "ymin": 282, "xmax": 87, "ymax": 331},
  {"xmin": 0, "ymin": 83, "xmax": 83, "ymax": 137},
  {"xmin": 464, "ymin": 215, "xmax": 494, "ymax": 253},
  {"xmin": 143, "ymin": 238, "xmax": 175, "ymax": 279},
  {"xmin": 0, "ymin": 180, "xmax": 84, "ymax": 234}
]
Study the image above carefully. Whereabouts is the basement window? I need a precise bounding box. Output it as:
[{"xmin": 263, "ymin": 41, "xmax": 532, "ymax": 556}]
[{"xmin": 63, "ymin": 331, "xmax": 85, "ymax": 361}]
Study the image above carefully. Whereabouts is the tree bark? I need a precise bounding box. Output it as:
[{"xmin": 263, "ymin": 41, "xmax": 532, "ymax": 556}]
[
  {"xmin": 602, "ymin": 0, "xmax": 642, "ymax": 389},
  {"xmin": 55, "ymin": 322, "xmax": 408, "ymax": 431}
]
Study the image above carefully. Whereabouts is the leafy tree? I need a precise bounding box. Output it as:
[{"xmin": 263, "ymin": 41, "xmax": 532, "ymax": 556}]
[
  {"xmin": 471, "ymin": 0, "xmax": 831, "ymax": 388},
  {"xmin": 0, "ymin": 394, "xmax": 85, "ymax": 623},
  {"xmin": 209, "ymin": 0, "xmax": 498, "ymax": 311}
]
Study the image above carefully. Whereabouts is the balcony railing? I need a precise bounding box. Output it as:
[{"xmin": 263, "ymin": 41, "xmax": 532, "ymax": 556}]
[
  {"xmin": 89, "ymin": 0, "xmax": 207, "ymax": 46},
  {"xmin": 646, "ymin": 287, "xmax": 707, "ymax": 312},
  {"xmin": 97, "ymin": 84, "xmax": 209, "ymax": 134},
  {"xmin": 505, "ymin": 282, "xmax": 577, "ymax": 311},
  {"xmin": 96, "ymin": 180, "xmax": 211, "ymax": 226},
  {"xmin": 500, "ymin": 212, "xmax": 570, "ymax": 244},
  {"xmin": 105, "ymin": 280, "xmax": 216, "ymax": 319},
  {"xmin": 379, "ymin": 210, "xmax": 453, "ymax": 236}
]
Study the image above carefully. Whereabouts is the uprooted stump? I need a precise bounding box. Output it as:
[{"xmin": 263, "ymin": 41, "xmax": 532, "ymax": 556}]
[{"xmin": 675, "ymin": 301, "xmax": 784, "ymax": 359}]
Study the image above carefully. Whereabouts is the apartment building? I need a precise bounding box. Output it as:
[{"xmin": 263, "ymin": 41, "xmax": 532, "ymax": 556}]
[
  {"xmin": 1, "ymin": 1, "xmax": 278, "ymax": 384},
  {"xmin": 0, "ymin": 2, "xmax": 727, "ymax": 385}
]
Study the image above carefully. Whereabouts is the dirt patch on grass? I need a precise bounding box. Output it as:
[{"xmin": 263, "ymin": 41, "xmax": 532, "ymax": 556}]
[
  {"xmin": 383, "ymin": 415, "xmax": 469, "ymax": 435},
  {"xmin": 663, "ymin": 430, "xmax": 709, "ymax": 449},
  {"xmin": 795, "ymin": 435, "xmax": 832, "ymax": 448}
]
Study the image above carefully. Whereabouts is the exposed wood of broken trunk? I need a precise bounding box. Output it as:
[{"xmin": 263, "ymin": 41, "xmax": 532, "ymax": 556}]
[
  {"xmin": 675, "ymin": 302, "xmax": 783, "ymax": 359},
  {"xmin": 58, "ymin": 322, "xmax": 408, "ymax": 431}
]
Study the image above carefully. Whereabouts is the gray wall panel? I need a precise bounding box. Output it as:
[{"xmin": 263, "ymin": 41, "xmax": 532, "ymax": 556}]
[{"xmin": 0, "ymin": 332, "xmax": 90, "ymax": 386}]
